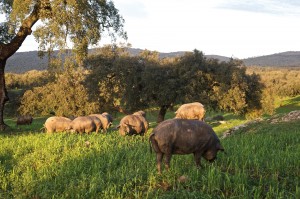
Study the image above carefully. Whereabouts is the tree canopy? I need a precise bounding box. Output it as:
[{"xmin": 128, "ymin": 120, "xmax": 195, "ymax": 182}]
[
  {"xmin": 0, "ymin": 0, "xmax": 127, "ymax": 130},
  {"xmin": 83, "ymin": 47, "xmax": 264, "ymax": 122},
  {"xmin": 0, "ymin": 0, "xmax": 126, "ymax": 61}
]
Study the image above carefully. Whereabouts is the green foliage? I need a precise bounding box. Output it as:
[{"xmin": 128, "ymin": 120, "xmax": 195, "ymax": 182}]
[
  {"xmin": 1, "ymin": 0, "xmax": 126, "ymax": 65},
  {"xmin": 0, "ymin": 22, "xmax": 15, "ymax": 44},
  {"xmin": 5, "ymin": 70, "xmax": 53, "ymax": 117},
  {"xmin": 176, "ymin": 53, "xmax": 263, "ymax": 115},
  {"xmin": 174, "ymin": 49, "xmax": 212, "ymax": 104},
  {"xmin": 18, "ymin": 62, "xmax": 99, "ymax": 116},
  {"xmin": 139, "ymin": 51, "xmax": 180, "ymax": 110},
  {"xmin": 86, "ymin": 45, "xmax": 142, "ymax": 113},
  {"xmin": 8, "ymin": 47, "xmax": 293, "ymax": 121},
  {"xmin": 260, "ymin": 88, "xmax": 276, "ymax": 116},
  {"xmin": 86, "ymin": 47, "xmax": 263, "ymax": 118},
  {"xmin": 207, "ymin": 59, "xmax": 263, "ymax": 115},
  {"xmin": 5, "ymin": 70, "xmax": 51, "ymax": 90}
]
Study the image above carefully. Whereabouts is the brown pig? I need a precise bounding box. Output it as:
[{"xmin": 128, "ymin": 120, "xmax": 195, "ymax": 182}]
[
  {"xmin": 89, "ymin": 113, "xmax": 113, "ymax": 132},
  {"xmin": 118, "ymin": 113, "xmax": 148, "ymax": 136},
  {"xmin": 70, "ymin": 116, "xmax": 97, "ymax": 134},
  {"xmin": 88, "ymin": 116, "xmax": 102, "ymax": 134},
  {"xmin": 149, "ymin": 118, "xmax": 224, "ymax": 174},
  {"xmin": 175, "ymin": 102, "xmax": 206, "ymax": 121},
  {"xmin": 133, "ymin": 110, "xmax": 149, "ymax": 134},
  {"xmin": 16, "ymin": 114, "xmax": 33, "ymax": 126},
  {"xmin": 44, "ymin": 116, "xmax": 72, "ymax": 133}
]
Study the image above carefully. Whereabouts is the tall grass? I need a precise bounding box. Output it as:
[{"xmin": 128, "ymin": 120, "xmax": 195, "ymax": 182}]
[
  {"xmin": 0, "ymin": 96, "xmax": 299, "ymax": 198},
  {"xmin": 1, "ymin": 120, "xmax": 299, "ymax": 198}
]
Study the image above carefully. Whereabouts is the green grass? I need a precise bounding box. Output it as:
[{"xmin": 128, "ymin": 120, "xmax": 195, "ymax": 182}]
[
  {"xmin": 275, "ymin": 95, "xmax": 300, "ymax": 114},
  {"xmin": 0, "ymin": 95, "xmax": 299, "ymax": 198},
  {"xmin": 1, "ymin": 121, "xmax": 299, "ymax": 198}
]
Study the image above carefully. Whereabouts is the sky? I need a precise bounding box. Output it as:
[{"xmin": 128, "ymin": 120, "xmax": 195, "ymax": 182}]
[{"xmin": 3, "ymin": 0, "xmax": 300, "ymax": 59}]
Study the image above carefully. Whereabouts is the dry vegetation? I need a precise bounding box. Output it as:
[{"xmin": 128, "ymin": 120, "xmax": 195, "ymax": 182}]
[{"xmin": 246, "ymin": 66, "xmax": 300, "ymax": 97}]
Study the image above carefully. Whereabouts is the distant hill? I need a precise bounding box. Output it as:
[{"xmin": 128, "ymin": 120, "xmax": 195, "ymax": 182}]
[
  {"xmin": 243, "ymin": 51, "xmax": 300, "ymax": 67},
  {"xmin": 6, "ymin": 51, "xmax": 49, "ymax": 73},
  {"xmin": 5, "ymin": 49, "xmax": 300, "ymax": 73},
  {"xmin": 126, "ymin": 48, "xmax": 231, "ymax": 61}
]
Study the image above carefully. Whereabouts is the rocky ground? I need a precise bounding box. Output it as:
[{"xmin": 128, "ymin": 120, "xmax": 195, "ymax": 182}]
[
  {"xmin": 269, "ymin": 110, "xmax": 300, "ymax": 123},
  {"xmin": 221, "ymin": 110, "xmax": 300, "ymax": 139}
]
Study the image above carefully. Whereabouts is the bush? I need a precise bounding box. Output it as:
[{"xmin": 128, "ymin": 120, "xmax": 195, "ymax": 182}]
[
  {"xmin": 6, "ymin": 70, "xmax": 51, "ymax": 90},
  {"xmin": 19, "ymin": 67, "xmax": 99, "ymax": 117}
]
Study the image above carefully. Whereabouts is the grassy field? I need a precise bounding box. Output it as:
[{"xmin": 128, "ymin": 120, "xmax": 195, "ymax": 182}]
[{"xmin": 0, "ymin": 96, "xmax": 299, "ymax": 198}]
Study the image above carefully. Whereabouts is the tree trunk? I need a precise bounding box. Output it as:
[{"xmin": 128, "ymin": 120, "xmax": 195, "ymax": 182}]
[
  {"xmin": 157, "ymin": 105, "xmax": 169, "ymax": 123},
  {"xmin": 0, "ymin": 3, "xmax": 40, "ymax": 131},
  {"xmin": 0, "ymin": 60, "xmax": 9, "ymax": 130}
]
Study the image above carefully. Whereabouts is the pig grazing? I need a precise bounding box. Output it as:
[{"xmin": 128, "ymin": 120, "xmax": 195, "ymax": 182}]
[
  {"xmin": 175, "ymin": 102, "xmax": 206, "ymax": 121},
  {"xmin": 102, "ymin": 112, "xmax": 113, "ymax": 124},
  {"xmin": 118, "ymin": 113, "xmax": 149, "ymax": 136},
  {"xmin": 88, "ymin": 116, "xmax": 102, "ymax": 134},
  {"xmin": 89, "ymin": 113, "xmax": 113, "ymax": 132},
  {"xmin": 133, "ymin": 110, "xmax": 146, "ymax": 118},
  {"xmin": 149, "ymin": 119, "xmax": 224, "ymax": 174},
  {"xmin": 133, "ymin": 111, "xmax": 149, "ymax": 134},
  {"xmin": 44, "ymin": 116, "xmax": 72, "ymax": 133},
  {"xmin": 16, "ymin": 114, "xmax": 33, "ymax": 125},
  {"xmin": 71, "ymin": 116, "xmax": 97, "ymax": 134}
]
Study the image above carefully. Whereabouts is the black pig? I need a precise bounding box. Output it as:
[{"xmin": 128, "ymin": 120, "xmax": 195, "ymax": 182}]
[{"xmin": 149, "ymin": 119, "xmax": 224, "ymax": 174}]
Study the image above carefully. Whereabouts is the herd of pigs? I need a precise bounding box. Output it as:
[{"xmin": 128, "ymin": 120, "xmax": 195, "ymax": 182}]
[{"xmin": 16, "ymin": 102, "xmax": 225, "ymax": 173}]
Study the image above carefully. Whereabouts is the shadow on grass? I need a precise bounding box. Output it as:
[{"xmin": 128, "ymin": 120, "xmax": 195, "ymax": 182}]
[{"xmin": 1, "ymin": 134, "xmax": 156, "ymax": 198}]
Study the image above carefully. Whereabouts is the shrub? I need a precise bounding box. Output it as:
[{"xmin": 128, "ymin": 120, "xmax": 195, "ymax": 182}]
[
  {"xmin": 19, "ymin": 67, "xmax": 99, "ymax": 116},
  {"xmin": 6, "ymin": 70, "xmax": 51, "ymax": 90}
]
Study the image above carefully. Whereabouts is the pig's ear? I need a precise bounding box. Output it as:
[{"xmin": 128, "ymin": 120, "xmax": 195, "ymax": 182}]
[{"xmin": 217, "ymin": 143, "xmax": 225, "ymax": 152}]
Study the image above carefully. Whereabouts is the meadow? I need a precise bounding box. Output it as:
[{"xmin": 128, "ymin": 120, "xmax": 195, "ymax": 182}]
[{"xmin": 0, "ymin": 96, "xmax": 300, "ymax": 198}]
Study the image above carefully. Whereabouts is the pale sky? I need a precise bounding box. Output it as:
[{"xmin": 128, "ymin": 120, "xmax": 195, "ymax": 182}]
[{"xmin": 3, "ymin": 0, "xmax": 300, "ymax": 59}]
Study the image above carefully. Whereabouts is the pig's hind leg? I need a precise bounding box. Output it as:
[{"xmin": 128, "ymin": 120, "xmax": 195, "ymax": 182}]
[
  {"xmin": 156, "ymin": 153, "xmax": 164, "ymax": 174},
  {"xmin": 164, "ymin": 152, "xmax": 172, "ymax": 171},
  {"xmin": 194, "ymin": 152, "xmax": 203, "ymax": 168}
]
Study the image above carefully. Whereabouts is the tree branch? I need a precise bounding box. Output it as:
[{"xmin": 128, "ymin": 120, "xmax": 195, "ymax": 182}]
[{"xmin": 0, "ymin": 3, "xmax": 40, "ymax": 60}]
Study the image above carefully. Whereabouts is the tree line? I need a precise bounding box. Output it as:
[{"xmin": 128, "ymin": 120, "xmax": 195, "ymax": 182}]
[{"xmin": 10, "ymin": 45, "xmax": 272, "ymax": 122}]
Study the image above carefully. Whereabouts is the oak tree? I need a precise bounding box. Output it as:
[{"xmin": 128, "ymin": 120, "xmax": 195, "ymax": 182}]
[{"xmin": 0, "ymin": 0, "xmax": 126, "ymax": 130}]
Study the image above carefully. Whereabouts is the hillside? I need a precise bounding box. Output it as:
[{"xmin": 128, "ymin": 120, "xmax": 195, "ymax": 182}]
[
  {"xmin": 6, "ymin": 51, "xmax": 49, "ymax": 73},
  {"xmin": 243, "ymin": 51, "xmax": 300, "ymax": 67},
  {"xmin": 5, "ymin": 49, "xmax": 300, "ymax": 73}
]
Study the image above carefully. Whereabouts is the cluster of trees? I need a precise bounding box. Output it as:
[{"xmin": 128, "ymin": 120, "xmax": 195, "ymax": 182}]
[
  {"xmin": 11, "ymin": 51, "xmax": 300, "ymax": 122},
  {"xmin": 18, "ymin": 46, "xmax": 266, "ymax": 122}
]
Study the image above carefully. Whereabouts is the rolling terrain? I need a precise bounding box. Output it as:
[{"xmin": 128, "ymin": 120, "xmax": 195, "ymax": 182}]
[{"xmin": 6, "ymin": 49, "xmax": 300, "ymax": 73}]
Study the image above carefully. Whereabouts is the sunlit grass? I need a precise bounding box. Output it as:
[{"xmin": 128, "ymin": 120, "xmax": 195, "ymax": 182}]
[
  {"xmin": 275, "ymin": 95, "xmax": 300, "ymax": 114},
  {"xmin": 0, "ymin": 95, "xmax": 299, "ymax": 198},
  {"xmin": 1, "ymin": 120, "xmax": 299, "ymax": 198}
]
